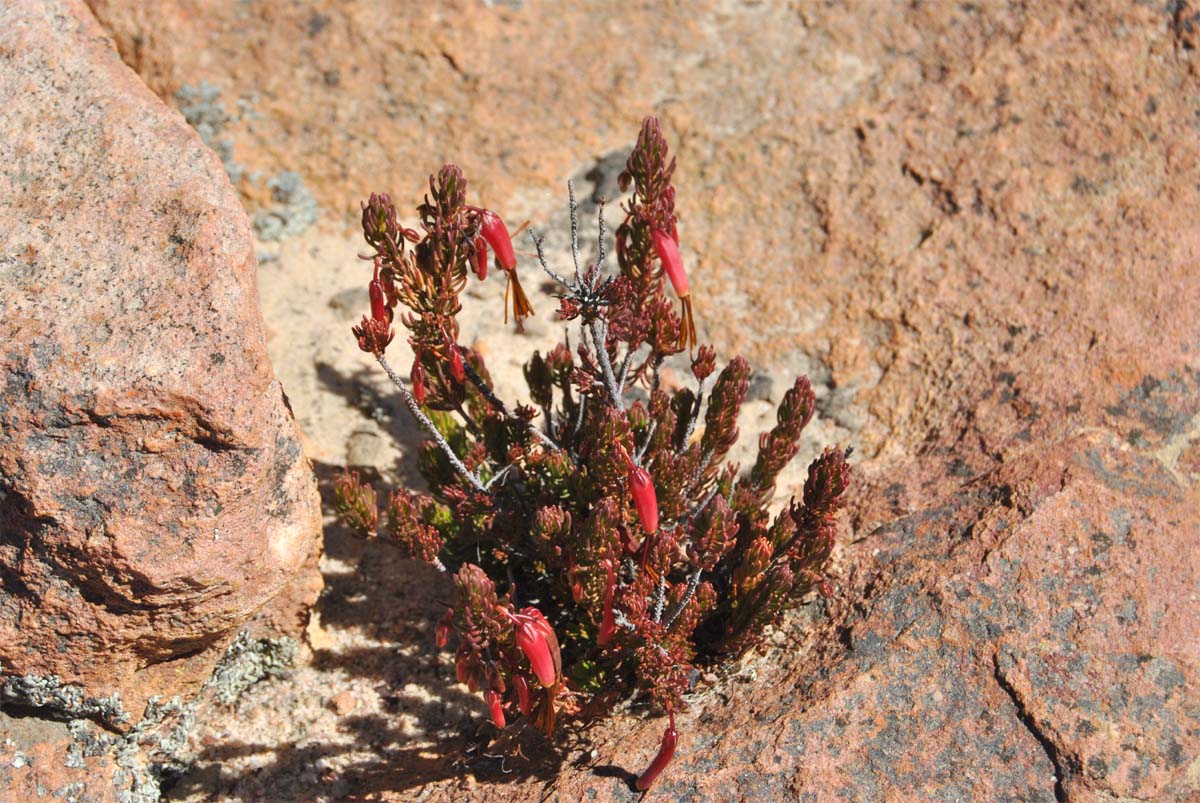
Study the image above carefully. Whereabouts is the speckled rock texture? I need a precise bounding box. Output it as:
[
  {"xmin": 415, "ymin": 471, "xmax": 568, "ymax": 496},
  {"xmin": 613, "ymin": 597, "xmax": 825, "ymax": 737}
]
[
  {"xmin": 0, "ymin": 0, "xmax": 322, "ymax": 720},
  {"xmin": 0, "ymin": 714, "xmax": 122, "ymax": 803},
  {"xmin": 82, "ymin": 1, "xmax": 1200, "ymax": 801}
]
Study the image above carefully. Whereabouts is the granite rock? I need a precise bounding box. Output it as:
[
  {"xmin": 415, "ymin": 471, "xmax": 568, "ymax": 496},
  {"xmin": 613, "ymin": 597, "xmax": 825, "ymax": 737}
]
[{"xmin": 0, "ymin": 0, "xmax": 322, "ymax": 718}]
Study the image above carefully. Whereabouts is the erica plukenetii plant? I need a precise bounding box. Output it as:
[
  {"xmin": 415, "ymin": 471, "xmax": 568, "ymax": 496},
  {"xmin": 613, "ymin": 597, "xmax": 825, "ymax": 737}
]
[{"xmin": 335, "ymin": 116, "xmax": 851, "ymax": 789}]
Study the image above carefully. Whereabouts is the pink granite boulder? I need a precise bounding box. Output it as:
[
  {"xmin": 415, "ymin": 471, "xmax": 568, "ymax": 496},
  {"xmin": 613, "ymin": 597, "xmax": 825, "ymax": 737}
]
[{"xmin": 0, "ymin": 0, "xmax": 322, "ymax": 718}]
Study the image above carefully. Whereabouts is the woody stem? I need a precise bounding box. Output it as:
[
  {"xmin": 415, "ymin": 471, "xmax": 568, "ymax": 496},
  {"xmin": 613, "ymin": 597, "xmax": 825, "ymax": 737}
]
[
  {"xmin": 377, "ymin": 354, "xmax": 488, "ymax": 495},
  {"xmin": 589, "ymin": 319, "xmax": 624, "ymax": 411},
  {"xmin": 568, "ymin": 180, "xmax": 582, "ymax": 285}
]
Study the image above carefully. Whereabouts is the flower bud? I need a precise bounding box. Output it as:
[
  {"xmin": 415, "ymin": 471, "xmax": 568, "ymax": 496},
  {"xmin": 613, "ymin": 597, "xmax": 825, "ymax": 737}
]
[
  {"xmin": 369, "ymin": 281, "xmax": 386, "ymax": 323},
  {"xmin": 449, "ymin": 343, "xmax": 465, "ymax": 383},
  {"xmin": 513, "ymin": 674, "xmax": 533, "ymax": 716},
  {"xmin": 369, "ymin": 259, "xmax": 388, "ymax": 323},
  {"xmin": 485, "ymin": 689, "xmax": 506, "ymax": 728},
  {"xmin": 569, "ymin": 565, "xmax": 584, "ymax": 604},
  {"xmin": 470, "ymin": 235, "xmax": 489, "ymax": 280},
  {"xmin": 435, "ymin": 608, "xmax": 453, "ymax": 649},
  {"xmin": 410, "ymin": 358, "xmax": 427, "ymax": 405},
  {"xmin": 635, "ymin": 710, "xmax": 678, "ymax": 791},
  {"xmin": 598, "ymin": 560, "xmax": 616, "ymax": 647}
]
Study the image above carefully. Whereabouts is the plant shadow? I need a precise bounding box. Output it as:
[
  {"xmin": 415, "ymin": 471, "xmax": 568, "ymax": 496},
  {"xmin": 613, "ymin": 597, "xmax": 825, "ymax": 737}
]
[
  {"xmin": 313, "ymin": 359, "xmax": 429, "ymax": 490},
  {"xmin": 165, "ymin": 465, "xmax": 574, "ymax": 800}
]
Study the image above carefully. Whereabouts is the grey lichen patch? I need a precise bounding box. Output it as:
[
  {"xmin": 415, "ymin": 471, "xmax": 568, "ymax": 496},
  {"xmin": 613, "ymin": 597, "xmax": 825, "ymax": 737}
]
[
  {"xmin": 3, "ymin": 633, "xmax": 298, "ymax": 802},
  {"xmin": 252, "ymin": 171, "xmax": 319, "ymax": 242},
  {"xmin": 53, "ymin": 781, "xmax": 86, "ymax": 802},
  {"xmin": 208, "ymin": 631, "xmax": 298, "ymax": 706},
  {"xmin": 0, "ymin": 669, "xmax": 130, "ymax": 728},
  {"xmin": 175, "ymin": 82, "xmax": 320, "ymax": 243},
  {"xmin": 174, "ymin": 82, "xmax": 245, "ymax": 185}
]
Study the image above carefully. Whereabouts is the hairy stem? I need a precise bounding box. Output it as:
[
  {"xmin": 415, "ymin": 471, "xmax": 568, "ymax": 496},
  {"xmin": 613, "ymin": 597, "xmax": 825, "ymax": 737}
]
[
  {"xmin": 568, "ymin": 180, "xmax": 582, "ymax": 285},
  {"xmin": 594, "ymin": 199, "xmax": 607, "ymax": 283},
  {"xmin": 378, "ymin": 354, "xmax": 487, "ymax": 494},
  {"xmin": 589, "ymin": 319, "xmax": 625, "ymax": 411},
  {"xmin": 662, "ymin": 569, "xmax": 702, "ymax": 630},
  {"xmin": 528, "ymin": 229, "xmax": 574, "ymax": 289},
  {"xmin": 682, "ymin": 378, "xmax": 707, "ymax": 445},
  {"xmin": 652, "ymin": 574, "xmax": 668, "ymax": 624}
]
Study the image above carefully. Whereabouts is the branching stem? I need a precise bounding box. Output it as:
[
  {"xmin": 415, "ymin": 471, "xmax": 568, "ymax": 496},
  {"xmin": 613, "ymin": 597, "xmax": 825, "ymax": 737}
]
[
  {"xmin": 662, "ymin": 569, "xmax": 702, "ymax": 630},
  {"xmin": 378, "ymin": 354, "xmax": 488, "ymax": 494},
  {"xmin": 462, "ymin": 360, "xmax": 561, "ymax": 452},
  {"xmin": 652, "ymin": 574, "xmax": 667, "ymax": 624},
  {"xmin": 590, "ymin": 319, "xmax": 624, "ymax": 411},
  {"xmin": 568, "ymin": 180, "xmax": 582, "ymax": 285}
]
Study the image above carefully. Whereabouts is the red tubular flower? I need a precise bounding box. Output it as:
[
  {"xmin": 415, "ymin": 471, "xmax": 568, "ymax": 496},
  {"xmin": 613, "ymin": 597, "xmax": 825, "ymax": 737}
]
[
  {"xmin": 510, "ymin": 607, "xmax": 560, "ymax": 688},
  {"xmin": 449, "ymin": 343, "xmax": 465, "ymax": 383},
  {"xmin": 635, "ymin": 710, "xmax": 678, "ymax": 791},
  {"xmin": 410, "ymin": 358, "xmax": 427, "ymax": 405},
  {"xmin": 621, "ymin": 447, "xmax": 659, "ymax": 534},
  {"xmin": 485, "ymin": 689, "xmax": 506, "ymax": 729},
  {"xmin": 652, "ymin": 228, "xmax": 696, "ymax": 350},
  {"xmin": 513, "ymin": 674, "xmax": 532, "ymax": 716},
  {"xmin": 598, "ymin": 560, "xmax": 616, "ymax": 646},
  {"xmin": 470, "ymin": 235, "xmax": 488, "ymax": 280},
  {"xmin": 479, "ymin": 209, "xmax": 516, "ymax": 269},
  {"xmin": 478, "ymin": 209, "xmax": 534, "ymax": 327},
  {"xmin": 369, "ymin": 260, "xmax": 387, "ymax": 322},
  {"xmin": 435, "ymin": 608, "xmax": 453, "ymax": 649}
]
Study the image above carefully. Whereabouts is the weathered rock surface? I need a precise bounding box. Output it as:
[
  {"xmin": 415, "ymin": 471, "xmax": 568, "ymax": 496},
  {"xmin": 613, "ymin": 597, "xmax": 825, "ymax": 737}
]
[
  {"xmin": 0, "ymin": 713, "xmax": 122, "ymax": 803},
  {"xmin": 80, "ymin": 1, "xmax": 1200, "ymax": 801},
  {"xmin": 0, "ymin": 0, "xmax": 322, "ymax": 720}
]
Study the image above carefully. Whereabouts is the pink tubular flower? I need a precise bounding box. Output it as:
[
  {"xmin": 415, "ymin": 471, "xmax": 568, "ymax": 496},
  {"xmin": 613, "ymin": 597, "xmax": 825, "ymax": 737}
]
[
  {"xmin": 509, "ymin": 607, "xmax": 560, "ymax": 688},
  {"xmin": 635, "ymin": 710, "xmax": 678, "ymax": 791},
  {"xmin": 652, "ymin": 229, "xmax": 688, "ymax": 296},
  {"xmin": 621, "ymin": 447, "xmax": 659, "ymax": 534},
  {"xmin": 652, "ymin": 228, "xmax": 696, "ymax": 350},
  {"xmin": 485, "ymin": 689, "xmax": 506, "ymax": 729}
]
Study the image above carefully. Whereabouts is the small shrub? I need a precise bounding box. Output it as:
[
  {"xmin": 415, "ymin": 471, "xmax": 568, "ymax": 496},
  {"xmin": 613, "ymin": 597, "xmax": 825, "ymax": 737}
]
[{"xmin": 335, "ymin": 116, "xmax": 850, "ymax": 788}]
